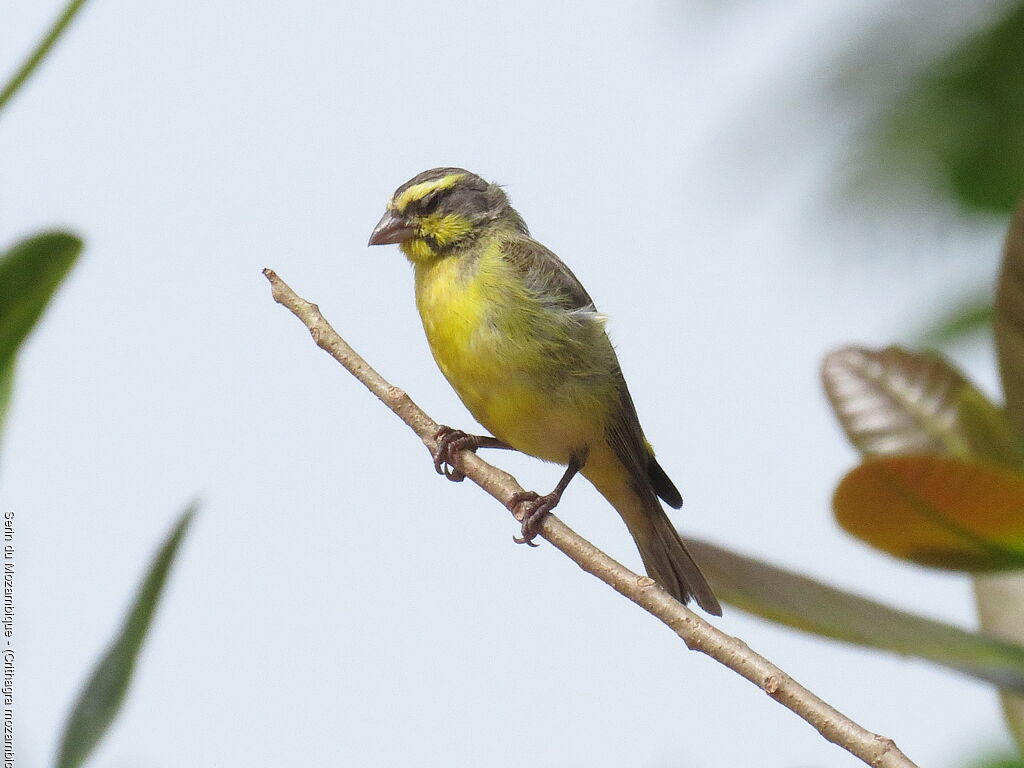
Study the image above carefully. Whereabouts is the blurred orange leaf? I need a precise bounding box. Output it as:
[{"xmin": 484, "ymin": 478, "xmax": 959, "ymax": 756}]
[{"xmin": 834, "ymin": 455, "xmax": 1024, "ymax": 570}]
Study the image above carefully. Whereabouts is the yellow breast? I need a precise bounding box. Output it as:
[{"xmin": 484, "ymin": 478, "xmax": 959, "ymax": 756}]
[
  {"xmin": 412, "ymin": 244, "xmax": 600, "ymax": 463},
  {"xmin": 414, "ymin": 248, "xmax": 508, "ymax": 408}
]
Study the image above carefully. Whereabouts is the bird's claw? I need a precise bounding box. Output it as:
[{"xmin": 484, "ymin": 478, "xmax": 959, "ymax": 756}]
[
  {"xmin": 508, "ymin": 490, "xmax": 557, "ymax": 547},
  {"xmin": 432, "ymin": 426, "xmax": 480, "ymax": 482}
]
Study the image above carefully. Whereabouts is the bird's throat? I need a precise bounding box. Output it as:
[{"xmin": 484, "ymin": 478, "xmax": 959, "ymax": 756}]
[{"xmin": 400, "ymin": 237, "xmax": 440, "ymax": 264}]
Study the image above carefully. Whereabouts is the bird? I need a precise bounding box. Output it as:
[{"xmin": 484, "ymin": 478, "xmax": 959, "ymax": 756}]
[{"xmin": 367, "ymin": 167, "xmax": 721, "ymax": 615}]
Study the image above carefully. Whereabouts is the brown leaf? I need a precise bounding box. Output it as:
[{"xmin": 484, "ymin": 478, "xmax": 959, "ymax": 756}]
[{"xmin": 822, "ymin": 345, "xmax": 1020, "ymax": 466}]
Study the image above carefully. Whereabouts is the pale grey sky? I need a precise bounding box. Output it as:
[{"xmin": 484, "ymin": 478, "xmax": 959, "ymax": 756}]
[{"xmin": 1, "ymin": 1, "xmax": 1013, "ymax": 766}]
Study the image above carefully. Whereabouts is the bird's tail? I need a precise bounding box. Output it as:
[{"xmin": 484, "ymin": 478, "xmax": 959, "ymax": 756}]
[
  {"xmin": 633, "ymin": 501, "xmax": 722, "ymax": 616},
  {"xmin": 590, "ymin": 471, "xmax": 721, "ymax": 616}
]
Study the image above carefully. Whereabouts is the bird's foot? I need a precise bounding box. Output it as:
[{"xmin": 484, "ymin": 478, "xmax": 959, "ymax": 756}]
[
  {"xmin": 432, "ymin": 426, "xmax": 481, "ymax": 482},
  {"xmin": 507, "ymin": 490, "xmax": 560, "ymax": 547}
]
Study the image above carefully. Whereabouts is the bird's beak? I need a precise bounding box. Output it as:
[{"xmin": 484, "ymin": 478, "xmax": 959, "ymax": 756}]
[{"xmin": 368, "ymin": 209, "xmax": 417, "ymax": 246}]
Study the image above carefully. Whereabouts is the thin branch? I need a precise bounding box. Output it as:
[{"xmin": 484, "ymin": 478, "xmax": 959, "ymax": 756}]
[
  {"xmin": 0, "ymin": 0, "xmax": 91, "ymax": 114},
  {"xmin": 263, "ymin": 268, "xmax": 919, "ymax": 768}
]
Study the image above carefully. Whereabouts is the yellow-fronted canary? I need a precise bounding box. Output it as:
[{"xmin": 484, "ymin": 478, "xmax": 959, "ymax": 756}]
[{"xmin": 369, "ymin": 168, "xmax": 720, "ymax": 615}]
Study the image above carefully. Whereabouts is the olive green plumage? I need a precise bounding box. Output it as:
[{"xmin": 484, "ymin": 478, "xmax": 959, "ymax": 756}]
[{"xmin": 369, "ymin": 167, "xmax": 720, "ymax": 615}]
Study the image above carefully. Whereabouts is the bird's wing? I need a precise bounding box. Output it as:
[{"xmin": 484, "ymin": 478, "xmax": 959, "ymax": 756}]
[
  {"xmin": 499, "ymin": 236, "xmax": 682, "ymax": 508},
  {"xmin": 607, "ymin": 378, "xmax": 683, "ymax": 508},
  {"xmin": 499, "ymin": 236, "xmax": 597, "ymax": 314}
]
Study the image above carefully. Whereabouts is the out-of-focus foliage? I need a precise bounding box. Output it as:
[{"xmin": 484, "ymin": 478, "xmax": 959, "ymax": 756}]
[
  {"xmin": 0, "ymin": 232, "xmax": 81, "ymax": 433},
  {"xmin": 822, "ymin": 346, "xmax": 1020, "ymax": 466},
  {"xmin": 0, "ymin": 0, "xmax": 90, "ymax": 114},
  {"xmin": 0, "ymin": 232, "xmax": 81, "ymax": 369},
  {"xmin": 822, "ymin": 342, "xmax": 1024, "ymax": 570},
  {"xmin": 834, "ymin": 456, "xmax": 1024, "ymax": 570},
  {"xmin": 690, "ymin": 538, "xmax": 1024, "ymax": 690},
  {"xmin": 4, "ymin": 5, "xmax": 199, "ymax": 768},
  {"xmin": 819, "ymin": 203, "xmax": 1024, "ymax": 745},
  {"xmin": 968, "ymin": 755, "xmax": 1024, "ymax": 768},
  {"xmin": 865, "ymin": 1, "xmax": 1024, "ymax": 215},
  {"xmin": 820, "ymin": 216, "xmax": 1024, "ymax": 571},
  {"xmin": 996, "ymin": 204, "xmax": 1024, "ymax": 433},
  {"xmin": 56, "ymin": 507, "xmax": 195, "ymax": 768},
  {"xmin": 827, "ymin": 2, "xmax": 1024, "ymax": 347},
  {"xmin": 690, "ymin": 264, "xmax": 1024, "ymax": 681},
  {"xmin": 1, "ymin": 0, "xmax": 89, "ymax": 431},
  {"xmin": 920, "ymin": 294, "xmax": 994, "ymax": 347}
]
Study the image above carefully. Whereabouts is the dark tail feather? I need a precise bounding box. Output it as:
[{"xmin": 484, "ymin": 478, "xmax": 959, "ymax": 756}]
[
  {"xmin": 635, "ymin": 503, "xmax": 722, "ymax": 616},
  {"xmin": 648, "ymin": 455, "xmax": 683, "ymax": 508},
  {"xmin": 589, "ymin": 456, "xmax": 720, "ymax": 615}
]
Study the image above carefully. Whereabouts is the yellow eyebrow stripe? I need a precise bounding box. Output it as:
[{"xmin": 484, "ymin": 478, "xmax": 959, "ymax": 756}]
[{"xmin": 393, "ymin": 173, "xmax": 465, "ymax": 212}]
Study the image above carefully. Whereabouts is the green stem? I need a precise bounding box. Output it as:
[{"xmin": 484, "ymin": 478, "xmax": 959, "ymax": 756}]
[{"xmin": 0, "ymin": 0, "xmax": 91, "ymax": 114}]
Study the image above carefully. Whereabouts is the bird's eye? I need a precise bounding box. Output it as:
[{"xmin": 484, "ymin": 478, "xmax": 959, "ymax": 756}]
[{"xmin": 416, "ymin": 191, "xmax": 442, "ymax": 215}]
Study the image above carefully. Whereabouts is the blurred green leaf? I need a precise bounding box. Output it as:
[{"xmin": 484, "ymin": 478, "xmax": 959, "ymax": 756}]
[
  {"xmin": 967, "ymin": 755, "xmax": 1024, "ymax": 768},
  {"xmin": 959, "ymin": 388, "xmax": 1024, "ymax": 469},
  {"xmin": 0, "ymin": 0, "xmax": 91, "ymax": 114},
  {"xmin": 688, "ymin": 537, "xmax": 1024, "ymax": 691},
  {"xmin": 56, "ymin": 506, "xmax": 196, "ymax": 768},
  {"xmin": 822, "ymin": 345, "xmax": 1021, "ymax": 466},
  {"xmin": 920, "ymin": 293, "xmax": 993, "ymax": 346},
  {"xmin": 0, "ymin": 367, "xmax": 12, "ymax": 442},
  {"xmin": 871, "ymin": 1, "xmax": 1024, "ymax": 213},
  {"xmin": 0, "ymin": 231, "xmax": 81, "ymax": 369},
  {"xmin": 996, "ymin": 202, "xmax": 1024, "ymax": 435},
  {"xmin": 834, "ymin": 456, "xmax": 1024, "ymax": 570},
  {"xmin": 0, "ymin": 231, "xmax": 80, "ymax": 431}
]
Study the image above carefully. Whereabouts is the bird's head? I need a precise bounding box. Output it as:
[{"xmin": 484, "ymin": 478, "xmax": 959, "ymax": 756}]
[{"xmin": 368, "ymin": 167, "xmax": 526, "ymax": 263}]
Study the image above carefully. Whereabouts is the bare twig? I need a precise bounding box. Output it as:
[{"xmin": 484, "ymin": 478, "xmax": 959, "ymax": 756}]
[{"xmin": 263, "ymin": 268, "xmax": 918, "ymax": 768}]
